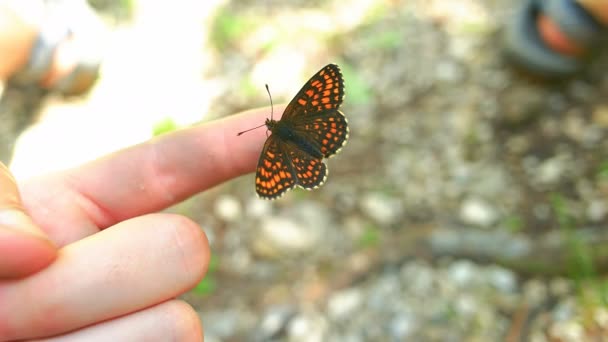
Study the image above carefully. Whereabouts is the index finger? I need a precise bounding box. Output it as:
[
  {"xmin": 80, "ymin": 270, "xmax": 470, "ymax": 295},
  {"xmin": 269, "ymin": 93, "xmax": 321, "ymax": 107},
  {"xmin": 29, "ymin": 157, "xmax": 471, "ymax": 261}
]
[
  {"xmin": 0, "ymin": 162, "xmax": 57, "ymax": 278},
  {"xmin": 20, "ymin": 107, "xmax": 279, "ymax": 239}
]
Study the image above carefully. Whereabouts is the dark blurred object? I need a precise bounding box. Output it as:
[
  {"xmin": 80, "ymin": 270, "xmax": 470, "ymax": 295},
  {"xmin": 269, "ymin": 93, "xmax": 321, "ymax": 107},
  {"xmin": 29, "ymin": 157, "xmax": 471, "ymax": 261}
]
[{"xmin": 504, "ymin": 0, "xmax": 607, "ymax": 79}]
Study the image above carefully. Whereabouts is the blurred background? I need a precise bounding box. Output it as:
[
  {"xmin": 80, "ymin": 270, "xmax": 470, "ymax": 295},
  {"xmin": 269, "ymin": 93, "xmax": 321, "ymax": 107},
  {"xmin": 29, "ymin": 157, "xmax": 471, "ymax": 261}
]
[{"xmin": 2, "ymin": 0, "xmax": 608, "ymax": 340}]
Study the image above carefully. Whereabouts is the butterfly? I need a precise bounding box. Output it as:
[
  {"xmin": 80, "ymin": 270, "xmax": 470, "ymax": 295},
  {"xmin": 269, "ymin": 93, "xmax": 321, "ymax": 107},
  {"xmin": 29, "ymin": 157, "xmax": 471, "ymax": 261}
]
[{"xmin": 250, "ymin": 64, "xmax": 349, "ymax": 199}]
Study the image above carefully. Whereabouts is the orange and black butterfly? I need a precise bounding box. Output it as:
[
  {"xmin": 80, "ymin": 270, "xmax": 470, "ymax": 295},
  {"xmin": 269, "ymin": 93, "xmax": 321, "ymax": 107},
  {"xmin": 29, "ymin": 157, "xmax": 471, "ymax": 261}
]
[{"xmin": 250, "ymin": 64, "xmax": 349, "ymax": 199}]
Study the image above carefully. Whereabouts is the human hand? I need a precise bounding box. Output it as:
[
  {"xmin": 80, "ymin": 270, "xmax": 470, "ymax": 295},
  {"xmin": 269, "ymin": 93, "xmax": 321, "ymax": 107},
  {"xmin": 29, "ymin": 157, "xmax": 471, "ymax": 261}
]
[{"xmin": 0, "ymin": 107, "xmax": 275, "ymax": 341}]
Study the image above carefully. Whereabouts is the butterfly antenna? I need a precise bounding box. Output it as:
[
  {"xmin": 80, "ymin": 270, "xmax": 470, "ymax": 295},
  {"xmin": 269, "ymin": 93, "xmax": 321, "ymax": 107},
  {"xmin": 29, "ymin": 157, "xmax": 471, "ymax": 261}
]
[
  {"xmin": 265, "ymin": 84, "xmax": 274, "ymax": 121},
  {"xmin": 237, "ymin": 123, "xmax": 266, "ymax": 136},
  {"xmin": 236, "ymin": 84, "xmax": 275, "ymax": 136}
]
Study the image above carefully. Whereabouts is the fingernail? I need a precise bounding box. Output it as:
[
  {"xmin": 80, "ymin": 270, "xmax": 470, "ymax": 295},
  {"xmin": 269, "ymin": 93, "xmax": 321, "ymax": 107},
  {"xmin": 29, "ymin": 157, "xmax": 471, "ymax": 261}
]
[{"xmin": 0, "ymin": 208, "xmax": 47, "ymax": 239}]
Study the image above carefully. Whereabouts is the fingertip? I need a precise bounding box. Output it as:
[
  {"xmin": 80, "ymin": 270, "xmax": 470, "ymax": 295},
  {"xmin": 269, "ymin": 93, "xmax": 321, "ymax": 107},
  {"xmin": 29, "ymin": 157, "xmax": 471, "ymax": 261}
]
[
  {"xmin": 167, "ymin": 300, "xmax": 204, "ymax": 342},
  {"xmin": 0, "ymin": 227, "xmax": 57, "ymax": 279},
  {"xmin": 163, "ymin": 214, "xmax": 211, "ymax": 284}
]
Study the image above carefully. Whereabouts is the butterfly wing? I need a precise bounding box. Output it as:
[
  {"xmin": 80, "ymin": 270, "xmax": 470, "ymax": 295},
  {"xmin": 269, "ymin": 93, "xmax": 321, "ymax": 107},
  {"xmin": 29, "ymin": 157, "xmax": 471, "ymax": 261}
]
[
  {"xmin": 284, "ymin": 140, "xmax": 328, "ymax": 189},
  {"xmin": 282, "ymin": 64, "xmax": 348, "ymax": 158},
  {"xmin": 290, "ymin": 110, "xmax": 349, "ymax": 158},
  {"xmin": 255, "ymin": 63, "xmax": 346, "ymax": 199},
  {"xmin": 282, "ymin": 64, "xmax": 344, "ymax": 120},
  {"xmin": 255, "ymin": 135, "xmax": 297, "ymax": 199}
]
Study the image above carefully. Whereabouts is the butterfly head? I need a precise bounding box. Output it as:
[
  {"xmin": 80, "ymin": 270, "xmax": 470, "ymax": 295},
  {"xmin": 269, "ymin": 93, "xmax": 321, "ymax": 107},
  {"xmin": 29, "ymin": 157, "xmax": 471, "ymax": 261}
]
[{"xmin": 265, "ymin": 118, "xmax": 277, "ymax": 131}]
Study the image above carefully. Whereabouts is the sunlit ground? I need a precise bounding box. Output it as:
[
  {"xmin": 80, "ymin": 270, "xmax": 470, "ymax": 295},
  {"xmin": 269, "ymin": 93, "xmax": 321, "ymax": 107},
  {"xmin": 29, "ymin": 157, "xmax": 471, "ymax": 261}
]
[{"xmin": 11, "ymin": 0, "xmax": 227, "ymax": 179}]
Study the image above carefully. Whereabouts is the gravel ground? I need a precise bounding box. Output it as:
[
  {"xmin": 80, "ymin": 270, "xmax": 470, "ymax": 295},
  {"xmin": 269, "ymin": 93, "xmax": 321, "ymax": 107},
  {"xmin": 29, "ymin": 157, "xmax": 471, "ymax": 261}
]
[{"xmin": 3, "ymin": 0, "xmax": 608, "ymax": 341}]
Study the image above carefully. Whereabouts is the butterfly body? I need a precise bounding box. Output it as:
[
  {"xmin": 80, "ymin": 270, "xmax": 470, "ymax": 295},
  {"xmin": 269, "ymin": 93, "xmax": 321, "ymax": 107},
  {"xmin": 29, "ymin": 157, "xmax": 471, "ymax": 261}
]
[
  {"xmin": 266, "ymin": 118, "xmax": 324, "ymax": 159},
  {"xmin": 254, "ymin": 64, "xmax": 348, "ymax": 199}
]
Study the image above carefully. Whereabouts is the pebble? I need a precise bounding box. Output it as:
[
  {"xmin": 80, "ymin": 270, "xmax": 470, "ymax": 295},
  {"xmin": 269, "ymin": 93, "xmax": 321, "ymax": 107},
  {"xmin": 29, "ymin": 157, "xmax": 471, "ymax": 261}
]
[
  {"xmin": 535, "ymin": 156, "xmax": 567, "ymax": 186},
  {"xmin": 587, "ymin": 200, "xmax": 607, "ymax": 222},
  {"xmin": 253, "ymin": 217, "xmax": 319, "ymax": 257},
  {"xmin": 448, "ymin": 260, "xmax": 477, "ymax": 287},
  {"xmin": 487, "ymin": 266, "xmax": 517, "ymax": 293},
  {"xmin": 592, "ymin": 105, "xmax": 608, "ymax": 128},
  {"xmin": 360, "ymin": 193, "xmax": 402, "ymax": 226},
  {"xmin": 214, "ymin": 195, "xmax": 242, "ymax": 222},
  {"xmin": 460, "ymin": 198, "xmax": 498, "ymax": 227},
  {"xmin": 287, "ymin": 312, "xmax": 327, "ymax": 342},
  {"xmin": 389, "ymin": 313, "xmax": 416, "ymax": 339},
  {"xmin": 257, "ymin": 306, "xmax": 294, "ymax": 340},
  {"xmin": 327, "ymin": 288, "xmax": 363, "ymax": 320}
]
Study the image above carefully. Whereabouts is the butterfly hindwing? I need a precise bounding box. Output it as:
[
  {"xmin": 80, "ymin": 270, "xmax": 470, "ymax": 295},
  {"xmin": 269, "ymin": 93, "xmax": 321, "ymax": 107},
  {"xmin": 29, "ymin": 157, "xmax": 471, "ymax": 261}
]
[
  {"xmin": 255, "ymin": 136, "xmax": 297, "ymax": 199},
  {"xmin": 290, "ymin": 110, "xmax": 349, "ymax": 158},
  {"xmin": 284, "ymin": 141, "xmax": 328, "ymax": 189}
]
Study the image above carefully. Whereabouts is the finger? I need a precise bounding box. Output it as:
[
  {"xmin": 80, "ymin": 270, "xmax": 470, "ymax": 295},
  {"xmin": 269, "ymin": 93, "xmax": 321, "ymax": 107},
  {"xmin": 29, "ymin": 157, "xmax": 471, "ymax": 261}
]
[
  {"xmin": 21, "ymin": 106, "xmax": 281, "ymax": 242},
  {"xmin": 36, "ymin": 300, "xmax": 203, "ymax": 342},
  {"xmin": 0, "ymin": 162, "xmax": 56, "ymax": 279},
  {"xmin": 0, "ymin": 213, "xmax": 209, "ymax": 340}
]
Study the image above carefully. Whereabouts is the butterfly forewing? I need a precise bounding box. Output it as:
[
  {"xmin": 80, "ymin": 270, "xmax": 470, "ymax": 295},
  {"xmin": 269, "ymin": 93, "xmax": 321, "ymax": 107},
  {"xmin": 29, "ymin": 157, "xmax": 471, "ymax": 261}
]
[
  {"xmin": 282, "ymin": 64, "xmax": 344, "ymax": 120},
  {"xmin": 255, "ymin": 136, "xmax": 297, "ymax": 199}
]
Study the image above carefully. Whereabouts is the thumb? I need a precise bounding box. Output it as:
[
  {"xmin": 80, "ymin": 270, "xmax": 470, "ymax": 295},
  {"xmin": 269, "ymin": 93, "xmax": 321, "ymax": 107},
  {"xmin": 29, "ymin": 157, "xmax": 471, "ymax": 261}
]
[{"xmin": 0, "ymin": 162, "xmax": 57, "ymax": 279}]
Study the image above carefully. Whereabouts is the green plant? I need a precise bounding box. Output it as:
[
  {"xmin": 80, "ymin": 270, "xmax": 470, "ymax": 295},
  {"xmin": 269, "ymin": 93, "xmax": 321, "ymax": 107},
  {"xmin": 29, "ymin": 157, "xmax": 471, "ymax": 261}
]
[
  {"xmin": 503, "ymin": 215, "xmax": 523, "ymax": 232},
  {"xmin": 152, "ymin": 117, "xmax": 179, "ymax": 136},
  {"xmin": 597, "ymin": 161, "xmax": 608, "ymax": 180},
  {"xmin": 550, "ymin": 194, "xmax": 608, "ymax": 307},
  {"xmin": 358, "ymin": 224, "xmax": 380, "ymax": 248},
  {"xmin": 550, "ymin": 194, "xmax": 594, "ymax": 279},
  {"xmin": 210, "ymin": 8, "xmax": 258, "ymax": 51},
  {"xmin": 337, "ymin": 62, "xmax": 371, "ymax": 105},
  {"xmin": 366, "ymin": 30, "xmax": 402, "ymax": 50},
  {"xmin": 192, "ymin": 254, "xmax": 219, "ymax": 296}
]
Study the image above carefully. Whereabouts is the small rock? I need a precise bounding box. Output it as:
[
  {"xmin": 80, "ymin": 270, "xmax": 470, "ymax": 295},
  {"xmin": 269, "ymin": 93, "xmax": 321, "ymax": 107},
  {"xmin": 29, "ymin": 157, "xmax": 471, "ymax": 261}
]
[
  {"xmin": 448, "ymin": 260, "xmax": 477, "ymax": 287},
  {"xmin": 592, "ymin": 105, "xmax": 608, "ymax": 128},
  {"xmin": 389, "ymin": 313, "xmax": 416, "ymax": 339},
  {"xmin": 200, "ymin": 310, "xmax": 240, "ymax": 339},
  {"xmin": 535, "ymin": 156, "xmax": 567, "ymax": 186},
  {"xmin": 487, "ymin": 266, "xmax": 517, "ymax": 293},
  {"xmin": 202, "ymin": 334, "xmax": 222, "ymax": 342},
  {"xmin": 245, "ymin": 197, "xmax": 272, "ymax": 218},
  {"xmin": 587, "ymin": 200, "xmax": 607, "ymax": 222},
  {"xmin": 460, "ymin": 198, "xmax": 498, "ymax": 227},
  {"xmin": 257, "ymin": 306, "xmax": 294, "ymax": 340},
  {"xmin": 549, "ymin": 320, "xmax": 584, "ymax": 341},
  {"xmin": 454, "ymin": 294, "xmax": 478, "ymax": 316},
  {"xmin": 253, "ymin": 217, "xmax": 319, "ymax": 257},
  {"xmin": 287, "ymin": 312, "xmax": 327, "ymax": 342},
  {"xmin": 435, "ymin": 59, "xmax": 464, "ymax": 83},
  {"xmin": 568, "ymin": 80, "xmax": 595, "ymax": 102},
  {"xmin": 327, "ymin": 288, "xmax": 363, "ymax": 320},
  {"xmin": 214, "ymin": 195, "xmax": 242, "ymax": 222},
  {"xmin": 500, "ymin": 86, "xmax": 545, "ymax": 125},
  {"xmin": 523, "ymin": 279, "xmax": 548, "ymax": 307},
  {"xmin": 594, "ymin": 307, "xmax": 608, "ymax": 329},
  {"xmin": 549, "ymin": 278, "xmax": 572, "ymax": 297},
  {"xmin": 360, "ymin": 193, "xmax": 402, "ymax": 226}
]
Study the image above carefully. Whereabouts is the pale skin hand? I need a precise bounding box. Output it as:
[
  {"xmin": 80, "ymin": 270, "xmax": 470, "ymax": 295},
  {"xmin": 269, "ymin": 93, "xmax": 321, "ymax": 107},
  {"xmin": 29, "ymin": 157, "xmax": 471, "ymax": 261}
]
[{"xmin": 0, "ymin": 107, "xmax": 282, "ymax": 341}]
